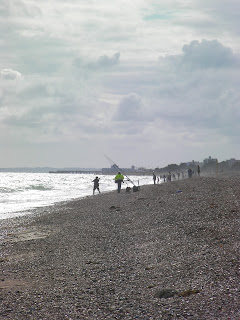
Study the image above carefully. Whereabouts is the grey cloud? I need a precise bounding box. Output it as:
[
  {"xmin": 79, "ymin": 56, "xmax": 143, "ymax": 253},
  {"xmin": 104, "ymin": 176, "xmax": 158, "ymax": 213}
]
[
  {"xmin": 194, "ymin": 0, "xmax": 240, "ymax": 36},
  {"xmin": 2, "ymin": 0, "xmax": 42, "ymax": 18},
  {"xmin": 98, "ymin": 52, "xmax": 120, "ymax": 67},
  {"xmin": 107, "ymin": 40, "xmax": 240, "ymax": 136},
  {"xmin": 18, "ymin": 38, "xmax": 68, "ymax": 74},
  {"xmin": 161, "ymin": 40, "xmax": 239, "ymax": 71},
  {"xmin": 0, "ymin": 0, "xmax": 8, "ymax": 16},
  {"xmin": 181, "ymin": 40, "xmax": 238, "ymax": 69},
  {"xmin": 73, "ymin": 53, "xmax": 120, "ymax": 70},
  {"xmin": 151, "ymin": 69, "xmax": 240, "ymax": 136},
  {"xmin": 114, "ymin": 93, "xmax": 148, "ymax": 122}
]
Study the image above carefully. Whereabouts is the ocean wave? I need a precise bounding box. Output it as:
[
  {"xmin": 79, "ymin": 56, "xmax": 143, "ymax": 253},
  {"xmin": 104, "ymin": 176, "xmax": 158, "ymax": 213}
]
[
  {"xmin": 0, "ymin": 187, "xmax": 17, "ymax": 193},
  {"xmin": 26, "ymin": 185, "xmax": 53, "ymax": 191}
]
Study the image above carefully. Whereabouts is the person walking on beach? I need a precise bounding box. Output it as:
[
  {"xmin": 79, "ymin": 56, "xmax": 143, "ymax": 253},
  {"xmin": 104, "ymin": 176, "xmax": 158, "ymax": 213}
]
[
  {"xmin": 188, "ymin": 168, "xmax": 193, "ymax": 178},
  {"xmin": 92, "ymin": 176, "xmax": 100, "ymax": 195},
  {"xmin": 115, "ymin": 172, "xmax": 124, "ymax": 193},
  {"xmin": 197, "ymin": 165, "xmax": 201, "ymax": 176}
]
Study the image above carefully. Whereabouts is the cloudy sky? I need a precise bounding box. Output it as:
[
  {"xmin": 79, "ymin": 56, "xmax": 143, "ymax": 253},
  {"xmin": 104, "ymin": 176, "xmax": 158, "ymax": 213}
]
[{"xmin": 1, "ymin": 0, "xmax": 240, "ymax": 168}]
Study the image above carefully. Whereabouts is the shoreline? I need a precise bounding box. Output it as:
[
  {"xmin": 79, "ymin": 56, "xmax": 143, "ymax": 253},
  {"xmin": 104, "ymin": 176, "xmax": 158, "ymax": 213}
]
[
  {"xmin": 0, "ymin": 174, "xmax": 239, "ymax": 319},
  {"xmin": 0, "ymin": 173, "xmax": 153, "ymax": 221},
  {"xmin": 1, "ymin": 170, "xmax": 237, "ymax": 222}
]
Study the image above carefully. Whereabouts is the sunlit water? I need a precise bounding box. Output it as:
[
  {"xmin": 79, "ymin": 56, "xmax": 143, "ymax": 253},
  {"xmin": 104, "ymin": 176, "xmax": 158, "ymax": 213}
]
[{"xmin": 0, "ymin": 173, "xmax": 154, "ymax": 219}]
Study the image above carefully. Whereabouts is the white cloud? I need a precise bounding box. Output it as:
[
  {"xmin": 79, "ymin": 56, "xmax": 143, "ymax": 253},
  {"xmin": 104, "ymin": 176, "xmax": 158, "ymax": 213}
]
[{"xmin": 1, "ymin": 68, "xmax": 22, "ymax": 80}]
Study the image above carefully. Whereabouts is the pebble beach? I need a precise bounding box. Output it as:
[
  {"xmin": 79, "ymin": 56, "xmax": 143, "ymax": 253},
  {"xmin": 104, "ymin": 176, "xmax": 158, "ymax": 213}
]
[{"xmin": 0, "ymin": 174, "xmax": 239, "ymax": 319}]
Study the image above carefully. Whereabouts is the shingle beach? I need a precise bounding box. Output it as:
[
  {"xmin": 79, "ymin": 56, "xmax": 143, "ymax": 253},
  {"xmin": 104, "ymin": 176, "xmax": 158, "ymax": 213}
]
[{"xmin": 0, "ymin": 174, "xmax": 239, "ymax": 319}]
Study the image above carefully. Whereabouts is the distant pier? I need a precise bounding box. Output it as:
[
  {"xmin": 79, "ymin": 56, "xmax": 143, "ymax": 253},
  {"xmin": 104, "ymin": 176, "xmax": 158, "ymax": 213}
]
[{"xmin": 49, "ymin": 170, "xmax": 101, "ymax": 174}]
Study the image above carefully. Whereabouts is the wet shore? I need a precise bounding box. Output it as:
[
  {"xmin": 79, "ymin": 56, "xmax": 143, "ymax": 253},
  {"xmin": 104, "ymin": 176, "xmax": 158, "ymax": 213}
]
[{"xmin": 0, "ymin": 174, "xmax": 239, "ymax": 319}]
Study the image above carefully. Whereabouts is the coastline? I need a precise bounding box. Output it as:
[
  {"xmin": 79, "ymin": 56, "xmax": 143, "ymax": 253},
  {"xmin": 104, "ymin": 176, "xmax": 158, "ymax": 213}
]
[
  {"xmin": 0, "ymin": 174, "xmax": 239, "ymax": 319},
  {"xmin": 0, "ymin": 173, "xmax": 153, "ymax": 220}
]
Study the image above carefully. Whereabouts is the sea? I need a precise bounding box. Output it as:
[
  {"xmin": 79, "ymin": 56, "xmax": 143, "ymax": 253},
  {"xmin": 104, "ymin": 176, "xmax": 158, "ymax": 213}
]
[{"xmin": 0, "ymin": 172, "xmax": 153, "ymax": 220}]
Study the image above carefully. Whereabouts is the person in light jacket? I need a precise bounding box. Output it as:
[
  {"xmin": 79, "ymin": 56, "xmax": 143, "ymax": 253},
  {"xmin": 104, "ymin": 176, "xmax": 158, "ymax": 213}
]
[{"xmin": 115, "ymin": 172, "xmax": 124, "ymax": 193}]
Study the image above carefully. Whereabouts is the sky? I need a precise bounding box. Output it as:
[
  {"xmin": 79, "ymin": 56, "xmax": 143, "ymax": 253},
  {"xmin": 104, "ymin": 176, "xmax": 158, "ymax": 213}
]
[{"xmin": 1, "ymin": 0, "xmax": 240, "ymax": 168}]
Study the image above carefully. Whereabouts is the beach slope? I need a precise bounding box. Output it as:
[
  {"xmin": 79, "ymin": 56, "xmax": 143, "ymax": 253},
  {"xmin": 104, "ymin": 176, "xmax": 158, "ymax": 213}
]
[{"xmin": 0, "ymin": 175, "xmax": 239, "ymax": 319}]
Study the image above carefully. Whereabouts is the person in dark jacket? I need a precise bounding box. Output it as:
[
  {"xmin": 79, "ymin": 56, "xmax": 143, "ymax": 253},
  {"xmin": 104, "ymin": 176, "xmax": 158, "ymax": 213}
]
[
  {"xmin": 92, "ymin": 176, "xmax": 100, "ymax": 195},
  {"xmin": 188, "ymin": 168, "xmax": 193, "ymax": 178},
  {"xmin": 153, "ymin": 172, "xmax": 156, "ymax": 184},
  {"xmin": 197, "ymin": 165, "xmax": 201, "ymax": 176}
]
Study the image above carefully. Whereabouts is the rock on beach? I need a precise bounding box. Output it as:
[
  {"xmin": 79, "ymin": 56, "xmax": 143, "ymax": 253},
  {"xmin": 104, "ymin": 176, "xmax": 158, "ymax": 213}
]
[{"xmin": 0, "ymin": 174, "xmax": 239, "ymax": 319}]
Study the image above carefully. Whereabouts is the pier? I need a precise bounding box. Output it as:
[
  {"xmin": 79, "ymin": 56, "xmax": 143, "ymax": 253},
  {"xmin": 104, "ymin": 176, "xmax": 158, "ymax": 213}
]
[{"xmin": 49, "ymin": 170, "xmax": 101, "ymax": 174}]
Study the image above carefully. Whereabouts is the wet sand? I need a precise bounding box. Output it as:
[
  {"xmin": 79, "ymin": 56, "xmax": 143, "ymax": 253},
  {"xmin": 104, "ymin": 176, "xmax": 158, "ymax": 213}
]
[{"xmin": 0, "ymin": 174, "xmax": 239, "ymax": 319}]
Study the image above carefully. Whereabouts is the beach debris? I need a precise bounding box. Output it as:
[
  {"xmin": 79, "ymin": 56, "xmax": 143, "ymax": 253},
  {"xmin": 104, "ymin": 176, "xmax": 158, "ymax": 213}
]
[
  {"xmin": 147, "ymin": 284, "xmax": 156, "ymax": 289},
  {"xmin": 145, "ymin": 265, "xmax": 154, "ymax": 271},
  {"xmin": 209, "ymin": 203, "xmax": 217, "ymax": 208},
  {"xmin": 109, "ymin": 206, "xmax": 121, "ymax": 211},
  {"xmin": 178, "ymin": 289, "xmax": 201, "ymax": 297},
  {"xmin": 85, "ymin": 260, "xmax": 101, "ymax": 265},
  {"xmin": 154, "ymin": 289, "xmax": 178, "ymax": 299},
  {"xmin": 133, "ymin": 185, "xmax": 140, "ymax": 192},
  {"xmin": 155, "ymin": 288, "xmax": 201, "ymax": 299}
]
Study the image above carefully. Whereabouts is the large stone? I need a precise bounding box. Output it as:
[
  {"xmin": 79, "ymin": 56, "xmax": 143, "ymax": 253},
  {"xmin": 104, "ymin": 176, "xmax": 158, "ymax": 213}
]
[{"xmin": 154, "ymin": 289, "xmax": 178, "ymax": 299}]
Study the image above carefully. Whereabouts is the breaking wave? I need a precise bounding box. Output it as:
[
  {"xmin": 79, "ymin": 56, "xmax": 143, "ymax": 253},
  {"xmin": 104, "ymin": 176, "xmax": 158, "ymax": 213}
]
[
  {"xmin": 0, "ymin": 187, "xmax": 17, "ymax": 194},
  {"xmin": 26, "ymin": 185, "xmax": 53, "ymax": 191}
]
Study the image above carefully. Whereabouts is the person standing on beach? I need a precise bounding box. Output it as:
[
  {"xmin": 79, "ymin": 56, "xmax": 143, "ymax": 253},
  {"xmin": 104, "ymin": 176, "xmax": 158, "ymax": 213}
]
[
  {"xmin": 92, "ymin": 176, "xmax": 100, "ymax": 195},
  {"xmin": 167, "ymin": 172, "xmax": 172, "ymax": 182},
  {"xmin": 153, "ymin": 172, "xmax": 156, "ymax": 184},
  {"xmin": 115, "ymin": 172, "xmax": 124, "ymax": 193}
]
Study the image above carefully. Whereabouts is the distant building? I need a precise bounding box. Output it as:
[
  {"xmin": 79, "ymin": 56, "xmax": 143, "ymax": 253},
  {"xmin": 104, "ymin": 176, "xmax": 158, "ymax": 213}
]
[
  {"xmin": 225, "ymin": 158, "xmax": 240, "ymax": 167},
  {"xmin": 186, "ymin": 160, "xmax": 200, "ymax": 168},
  {"xmin": 101, "ymin": 164, "xmax": 138, "ymax": 175},
  {"xmin": 226, "ymin": 158, "xmax": 236, "ymax": 167},
  {"xmin": 203, "ymin": 156, "xmax": 218, "ymax": 165},
  {"xmin": 102, "ymin": 164, "xmax": 119, "ymax": 174}
]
